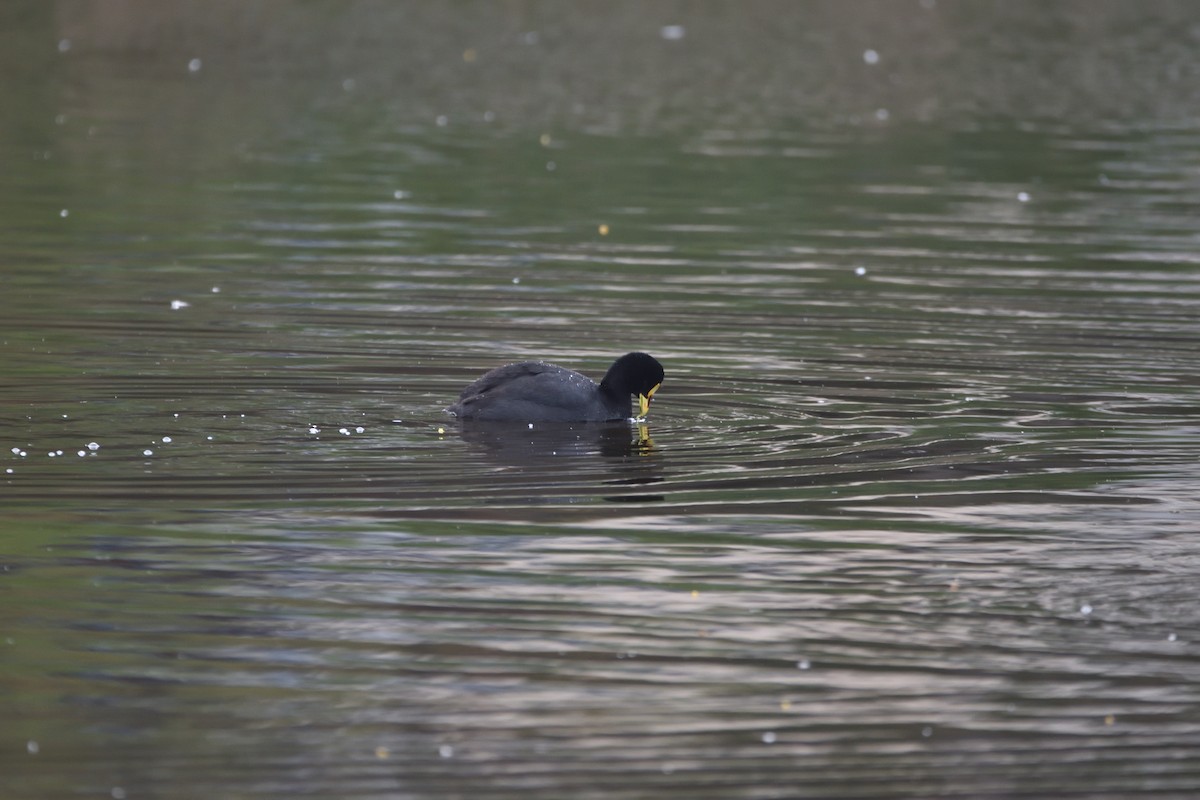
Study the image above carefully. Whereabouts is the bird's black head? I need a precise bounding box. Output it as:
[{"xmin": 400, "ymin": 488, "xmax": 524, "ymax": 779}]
[{"xmin": 601, "ymin": 352, "xmax": 664, "ymax": 416}]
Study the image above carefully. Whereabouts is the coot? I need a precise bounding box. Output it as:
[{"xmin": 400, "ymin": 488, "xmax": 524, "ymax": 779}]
[{"xmin": 446, "ymin": 352, "xmax": 663, "ymax": 422}]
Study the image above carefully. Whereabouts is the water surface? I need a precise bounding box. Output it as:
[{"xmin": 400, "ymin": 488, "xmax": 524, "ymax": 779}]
[{"xmin": 3, "ymin": 3, "xmax": 1200, "ymax": 798}]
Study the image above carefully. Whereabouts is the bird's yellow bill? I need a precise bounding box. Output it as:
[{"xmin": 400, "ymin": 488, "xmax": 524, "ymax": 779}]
[{"xmin": 638, "ymin": 383, "xmax": 661, "ymax": 418}]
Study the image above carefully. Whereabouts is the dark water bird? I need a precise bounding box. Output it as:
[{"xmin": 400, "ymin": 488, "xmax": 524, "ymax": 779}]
[{"xmin": 446, "ymin": 352, "xmax": 664, "ymax": 422}]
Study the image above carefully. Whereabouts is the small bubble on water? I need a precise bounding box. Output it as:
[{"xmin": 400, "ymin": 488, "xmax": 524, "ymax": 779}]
[
  {"xmin": 308, "ymin": 427, "xmax": 320, "ymax": 435},
  {"xmin": 27, "ymin": 740, "xmax": 39, "ymax": 754},
  {"xmin": 660, "ymin": 24, "xmax": 686, "ymax": 40},
  {"xmin": 1017, "ymin": 191, "xmax": 1031, "ymax": 203},
  {"xmin": 512, "ymin": 276, "xmax": 521, "ymax": 284},
  {"xmin": 761, "ymin": 731, "xmax": 777, "ymax": 744},
  {"xmin": 211, "ymin": 286, "xmax": 220, "ymax": 293},
  {"xmin": 1080, "ymin": 603, "xmax": 1093, "ymax": 615},
  {"xmin": 142, "ymin": 449, "xmax": 153, "ymax": 457},
  {"xmin": 206, "ymin": 436, "xmax": 213, "ymax": 441},
  {"xmin": 355, "ymin": 426, "xmax": 365, "ymax": 434},
  {"xmin": 10, "ymin": 447, "xmax": 20, "ymax": 455},
  {"xmin": 77, "ymin": 450, "xmax": 86, "ymax": 457},
  {"xmin": 854, "ymin": 266, "xmax": 867, "ymax": 276},
  {"xmin": 921, "ymin": 726, "xmax": 933, "ymax": 738},
  {"xmin": 339, "ymin": 428, "xmax": 351, "ymax": 436},
  {"xmin": 161, "ymin": 436, "xmax": 172, "ymax": 443},
  {"xmin": 797, "ymin": 658, "xmax": 811, "ymax": 670},
  {"xmin": 87, "ymin": 442, "xmax": 100, "ymax": 451},
  {"xmin": 528, "ymin": 423, "xmax": 534, "ymax": 430},
  {"xmin": 48, "ymin": 451, "xmax": 57, "ymax": 458},
  {"xmin": 5, "ymin": 468, "xmax": 13, "ymax": 475},
  {"xmin": 438, "ymin": 744, "xmax": 454, "ymax": 759},
  {"xmin": 188, "ymin": 57, "xmax": 202, "ymax": 73},
  {"xmin": 863, "ymin": 48, "xmax": 880, "ymax": 65},
  {"xmin": 1167, "ymin": 632, "xmax": 1177, "ymax": 642},
  {"xmin": 170, "ymin": 300, "xmax": 190, "ymax": 310},
  {"xmin": 875, "ymin": 108, "xmax": 890, "ymax": 121},
  {"xmin": 60, "ymin": 208, "xmax": 69, "ymax": 218},
  {"xmin": 436, "ymin": 115, "xmax": 448, "ymax": 127}
]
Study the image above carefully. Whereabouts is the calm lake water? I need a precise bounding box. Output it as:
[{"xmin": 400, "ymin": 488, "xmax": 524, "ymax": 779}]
[{"xmin": 3, "ymin": 2, "xmax": 1200, "ymax": 798}]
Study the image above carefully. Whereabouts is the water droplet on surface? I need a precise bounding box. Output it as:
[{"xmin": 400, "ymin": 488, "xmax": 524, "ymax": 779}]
[
  {"xmin": 142, "ymin": 449, "xmax": 153, "ymax": 457},
  {"xmin": 161, "ymin": 436, "xmax": 172, "ymax": 443},
  {"xmin": 512, "ymin": 276, "xmax": 521, "ymax": 284},
  {"xmin": 87, "ymin": 442, "xmax": 100, "ymax": 451},
  {"xmin": 188, "ymin": 58, "xmax": 202, "ymax": 73},
  {"xmin": 797, "ymin": 659, "xmax": 811, "ymax": 670},
  {"xmin": 1017, "ymin": 191, "xmax": 1031, "ymax": 202},
  {"xmin": 355, "ymin": 426, "xmax": 365, "ymax": 434},
  {"xmin": 26, "ymin": 740, "xmax": 38, "ymax": 754},
  {"xmin": 59, "ymin": 208, "xmax": 69, "ymax": 218},
  {"xmin": 855, "ymin": 266, "xmax": 867, "ymax": 276},
  {"xmin": 438, "ymin": 744, "xmax": 454, "ymax": 758},
  {"xmin": 863, "ymin": 49, "xmax": 880, "ymax": 65},
  {"xmin": 761, "ymin": 731, "xmax": 776, "ymax": 744},
  {"xmin": 660, "ymin": 24, "xmax": 686, "ymax": 40},
  {"xmin": 1080, "ymin": 603, "xmax": 1093, "ymax": 615}
]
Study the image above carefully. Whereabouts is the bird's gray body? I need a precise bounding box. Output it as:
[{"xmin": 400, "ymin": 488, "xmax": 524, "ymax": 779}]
[{"xmin": 446, "ymin": 361, "xmax": 630, "ymax": 422}]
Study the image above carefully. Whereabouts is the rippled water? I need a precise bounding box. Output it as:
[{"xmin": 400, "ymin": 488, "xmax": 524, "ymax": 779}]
[{"xmin": 4, "ymin": 4, "xmax": 1200, "ymax": 799}]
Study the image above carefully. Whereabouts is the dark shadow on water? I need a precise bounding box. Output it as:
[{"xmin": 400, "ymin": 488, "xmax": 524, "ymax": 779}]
[{"xmin": 454, "ymin": 419, "xmax": 657, "ymax": 464}]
